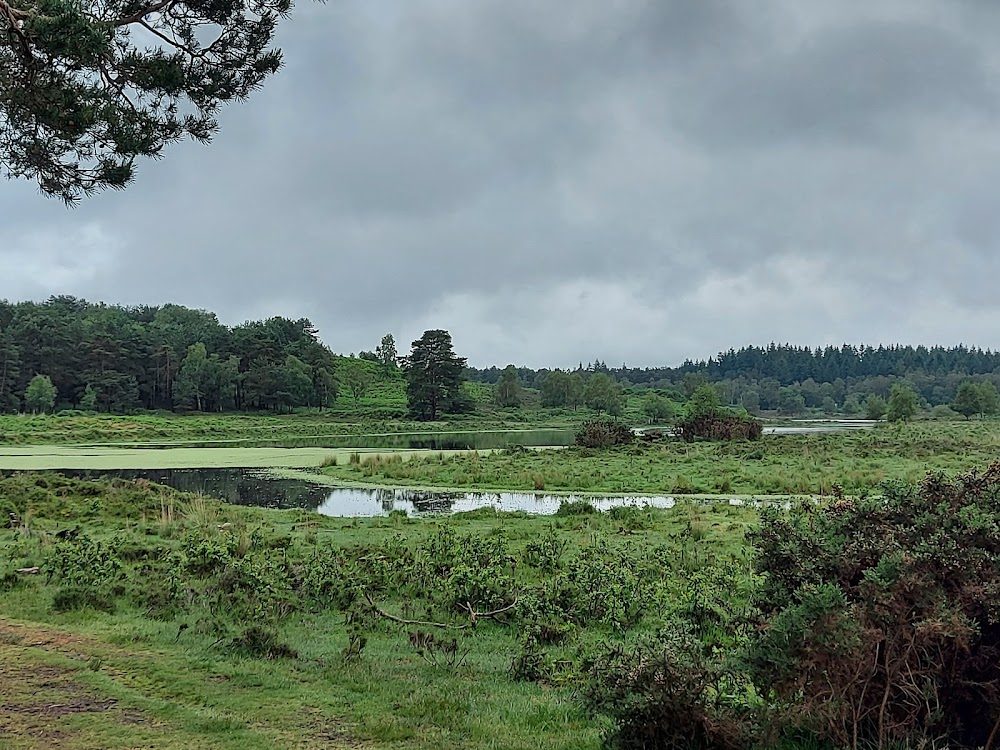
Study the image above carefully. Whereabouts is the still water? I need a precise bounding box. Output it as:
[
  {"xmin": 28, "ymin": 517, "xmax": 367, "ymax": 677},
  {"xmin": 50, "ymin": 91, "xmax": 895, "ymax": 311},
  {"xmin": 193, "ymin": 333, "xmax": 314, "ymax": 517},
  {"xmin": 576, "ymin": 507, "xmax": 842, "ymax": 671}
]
[{"xmin": 54, "ymin": 467, "xmax": 682, "ymax": 517}]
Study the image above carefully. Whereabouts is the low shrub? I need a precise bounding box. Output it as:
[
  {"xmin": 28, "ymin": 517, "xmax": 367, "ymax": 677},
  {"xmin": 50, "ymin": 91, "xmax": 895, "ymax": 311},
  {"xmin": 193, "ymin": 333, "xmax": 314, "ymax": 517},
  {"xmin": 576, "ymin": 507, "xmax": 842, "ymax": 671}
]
[
  {"xmin": 574, "ymin": 420, "xmax": 634, "ymax": 449},
  {"xmin": 675, "ymin": 413, "xmax": 762, "ymax": 442},
  {"xmin": 583, "ymin": 630, "xmax": 748, "ymax": 750},
  {"xmin": 52, "ymin": 585, "xmax": 116, "ymax": 613},
  {"xmin": 554, "ymin": 500, "xmax": 598, "ymax": 517}
]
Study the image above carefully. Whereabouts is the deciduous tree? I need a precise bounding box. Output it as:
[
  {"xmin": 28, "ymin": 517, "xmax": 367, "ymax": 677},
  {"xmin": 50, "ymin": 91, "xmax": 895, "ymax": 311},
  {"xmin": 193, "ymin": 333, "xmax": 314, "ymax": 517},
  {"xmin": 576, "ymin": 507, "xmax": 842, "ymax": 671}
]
[
  {"xmin": 375, "ymin": 334, "xmax": 398, "ymax": 377},
  {"xmin": 24, "ymin": 373, "xmax": 56, "ymax": 413},
  {"xmin": 494, "ymin": 365, "xmax": 522, "ymax": 408},
  {"xmin": 642, "ymin": 393, "xmax": 675, "ymax": 424},
  {"xmin": 978, "ymin": 381, "xmax": 1000, "ymax": 417},
  {"xmin": 174, "ymin": 342, "xmax": 209, "ymax": 411},
  {"xmin": 584, "ymin": 373, "xmax": 623, "ymax": 416},
  {"xmin": 540, "ymin": 370, "xmax": 570, "ymax": 408},
  {"xmin": 340, "ymin": 358, "xmax": 374, "ymax": 409},
  {"xmin": 887, "ymin": 383, "xmax": 919, "ymax": 423},
  {"xmin": 865, "ymin": 394, "xmax": 887, "ymax": 421},
  {"xmin": 79, "ymin": 383, "xmax": 97, "ymax": 411},
  {"xmin": 953, "ymin": 380, "xmax": 983, "ymax": 419}
]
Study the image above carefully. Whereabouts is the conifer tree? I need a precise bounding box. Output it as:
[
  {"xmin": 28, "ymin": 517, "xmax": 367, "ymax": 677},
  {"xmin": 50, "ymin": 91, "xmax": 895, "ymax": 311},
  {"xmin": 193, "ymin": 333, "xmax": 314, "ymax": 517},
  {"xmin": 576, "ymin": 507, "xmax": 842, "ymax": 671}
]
[{"xmin": 1, "ymin": 0, "xmax": 290, "ymax": 202}]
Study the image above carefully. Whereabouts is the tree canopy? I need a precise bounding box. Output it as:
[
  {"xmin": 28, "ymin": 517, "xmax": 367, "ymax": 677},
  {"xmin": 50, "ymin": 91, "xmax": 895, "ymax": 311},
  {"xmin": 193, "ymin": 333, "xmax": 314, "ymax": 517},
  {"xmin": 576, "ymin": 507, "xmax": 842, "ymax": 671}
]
[
  {"xmin": 375, "ymin": 334, "xmax": 398, "ymax": 377},
  {"xmin": 583, "ymin": 372, "xmax": 623, "ymax": 416},
  {"xmin": 1, "ymin": 0, "xmax": 289, "ymax": 203},
  {"xmin": 886, "ymin": 383, "xmax": 919, "ymax": 423},
  {"xmin": 0, "ymin": 296, "xmax": 336, "ymax": 412},
  {"xmin": 494, "ymin": 365, "xmax": 521, "ymax": 408},
  {"xmin": 403, "ymin": 329, "xmax": 468, "ymax": 421},
  {"xmin": 24, "ymin": 373, "xmax": 56, "ymax": 413},
  {"xmin": 952, "ymin": 380, "xmax": 1000, "ymax": 420},
  {"xmin": 339, "ymin": 358, "xmax": 374, "ymax": 409}
]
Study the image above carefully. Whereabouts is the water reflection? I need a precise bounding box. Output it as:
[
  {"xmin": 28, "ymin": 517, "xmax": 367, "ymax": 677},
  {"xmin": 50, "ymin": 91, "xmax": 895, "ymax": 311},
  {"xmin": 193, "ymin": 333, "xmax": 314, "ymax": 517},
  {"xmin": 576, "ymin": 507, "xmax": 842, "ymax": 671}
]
[
  {"xmin": 46, "ymin": 467, "xmax": 686, "ymax": 517},
  {"xmin": 312, "ymin": 487, "xmax": 680, "ymax": 517},
  {"xmin": 54, "ymin": 468, "xmax": 331, "ymax": 510}
]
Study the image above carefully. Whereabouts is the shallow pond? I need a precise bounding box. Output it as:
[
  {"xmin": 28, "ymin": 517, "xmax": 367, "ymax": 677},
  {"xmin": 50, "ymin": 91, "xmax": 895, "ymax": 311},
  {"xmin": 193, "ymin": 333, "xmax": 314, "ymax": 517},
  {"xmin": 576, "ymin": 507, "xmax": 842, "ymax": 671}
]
[
  {"xmin": 48, "ymin": 467, "xmax": 691, "ymax": 517},
  {"xmin": 6, "ymin": 421, "xmax": 871, "ymax": 515}
]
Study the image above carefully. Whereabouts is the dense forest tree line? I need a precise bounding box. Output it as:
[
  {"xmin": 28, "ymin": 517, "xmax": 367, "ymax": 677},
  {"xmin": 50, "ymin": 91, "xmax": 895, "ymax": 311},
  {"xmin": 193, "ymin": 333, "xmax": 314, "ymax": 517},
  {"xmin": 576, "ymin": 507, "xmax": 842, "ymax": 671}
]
[
  {"xmin": 6, "ymin": 296, "xmax": 1000, "ymax": 419},
  {"xmin": 0, "ymin": 296, "xmax": 339, "ymax": 413},
  {"xmin": 470, "ymin": 344, "xmax": 1000, "ymax": 415}
]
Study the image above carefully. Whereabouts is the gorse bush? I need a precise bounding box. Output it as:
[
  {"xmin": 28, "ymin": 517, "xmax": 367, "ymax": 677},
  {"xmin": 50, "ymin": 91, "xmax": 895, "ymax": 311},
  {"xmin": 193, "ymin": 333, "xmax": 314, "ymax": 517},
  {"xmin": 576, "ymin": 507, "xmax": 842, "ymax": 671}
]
[
  {"xmin": 228, "ymin": 626, "xmax": 299, "ymax": 660},
  {"xmin": 675, "ymin": 413, "xmax": 763, "ymax": 442},
  {"xmin": 583, "ymin": 628, "xmax": 748, "ymax": 750},
  {"xmin": 747, "ymin": 462, "xmax": 1000, "ymax": 749},
  {"xmin": 574, "ymin": 419, "xmax": 634, "ymax": 448}
]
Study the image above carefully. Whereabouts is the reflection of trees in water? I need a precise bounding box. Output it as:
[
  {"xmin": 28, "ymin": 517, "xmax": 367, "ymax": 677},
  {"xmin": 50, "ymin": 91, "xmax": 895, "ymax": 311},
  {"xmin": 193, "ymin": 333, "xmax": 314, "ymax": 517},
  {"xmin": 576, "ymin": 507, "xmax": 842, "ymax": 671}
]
[
  {"xmin": 363, "ymin": 487, "xmax": 463, "ymax": 514},
  {"xmin": 396, "ymin": 490, "xmax": 463, "ymax": 514},
  {"xmin": 53, "ymin": 468, "xmax": 332, "ymax": 510},
  {"xmin": 41, "ymin": 469, "xmax": 584, "ymax": 517}
]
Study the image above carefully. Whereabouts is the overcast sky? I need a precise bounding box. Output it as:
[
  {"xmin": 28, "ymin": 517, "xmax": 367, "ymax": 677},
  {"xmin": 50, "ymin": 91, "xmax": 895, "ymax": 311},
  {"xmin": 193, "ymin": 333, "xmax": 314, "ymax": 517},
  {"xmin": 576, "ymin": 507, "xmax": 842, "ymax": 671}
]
[{"xmin": 3, "ymin": 0, "xmax": 1000, "ymax": 368}]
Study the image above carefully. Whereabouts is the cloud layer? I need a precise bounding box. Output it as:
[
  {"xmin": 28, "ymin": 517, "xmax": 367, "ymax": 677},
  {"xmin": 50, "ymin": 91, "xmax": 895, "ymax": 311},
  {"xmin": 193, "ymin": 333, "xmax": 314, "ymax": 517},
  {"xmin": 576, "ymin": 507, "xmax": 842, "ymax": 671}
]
[{"xmin": 3, "ymin": 0, "xmax": 999, "ymax": 367}]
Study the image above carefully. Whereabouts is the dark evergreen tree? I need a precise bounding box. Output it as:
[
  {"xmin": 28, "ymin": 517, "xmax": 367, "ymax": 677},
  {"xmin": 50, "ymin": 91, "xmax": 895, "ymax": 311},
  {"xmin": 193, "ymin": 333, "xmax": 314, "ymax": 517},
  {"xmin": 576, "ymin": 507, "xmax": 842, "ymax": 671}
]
[
  {"xmin": 403, "ymin": 330, "xmax": 467, "ymax": 421},
  {"xmin": 2, "ymin": 0, "xmax": 290, "ymax": 203}
]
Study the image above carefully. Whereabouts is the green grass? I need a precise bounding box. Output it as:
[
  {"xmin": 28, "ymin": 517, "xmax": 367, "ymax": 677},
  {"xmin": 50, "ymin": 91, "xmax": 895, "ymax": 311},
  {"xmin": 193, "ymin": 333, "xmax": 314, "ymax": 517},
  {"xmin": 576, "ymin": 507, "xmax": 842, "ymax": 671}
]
[
  {"xmin": 0, "ymin": 374, "xmax": 662, "ymax": 448},
  {"xmin": 322, "ymin": 420, "xmax": 1000, "ymax": 496},
  {"xmin": 0, "ymin": 409, "xmax": 585, "ymax": 447},
  {"xmin": 0, "ymin": 472, "xmax": 755, "ymax": 749},
  {"xmin": 0, "ymin": 445, "xmax": 473, "ymax": 470}
]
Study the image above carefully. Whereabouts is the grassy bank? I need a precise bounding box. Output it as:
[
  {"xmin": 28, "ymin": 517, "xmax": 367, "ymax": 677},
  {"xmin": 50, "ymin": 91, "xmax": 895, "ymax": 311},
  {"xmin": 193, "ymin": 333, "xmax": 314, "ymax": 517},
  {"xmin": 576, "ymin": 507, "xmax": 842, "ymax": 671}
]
[
  {"xmin": 0, "ymin": 411, "xmax": 586, "ymax": 447},
  {"xmin": 0, "ymin": 473, "xmax": 754, "ymax": 749},
  {"xmin": 322, "ymin": 421, "xmax": 1000, "ymax": 496}
]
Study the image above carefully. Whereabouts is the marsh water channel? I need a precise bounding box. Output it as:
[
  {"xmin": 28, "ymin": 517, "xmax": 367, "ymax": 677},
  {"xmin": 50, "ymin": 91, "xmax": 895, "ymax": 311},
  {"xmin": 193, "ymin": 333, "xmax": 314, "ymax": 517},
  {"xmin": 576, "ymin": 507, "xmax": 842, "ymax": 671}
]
[{"xmin": 3, "ymin": 421, "xmax": 875, "ymax": 517}]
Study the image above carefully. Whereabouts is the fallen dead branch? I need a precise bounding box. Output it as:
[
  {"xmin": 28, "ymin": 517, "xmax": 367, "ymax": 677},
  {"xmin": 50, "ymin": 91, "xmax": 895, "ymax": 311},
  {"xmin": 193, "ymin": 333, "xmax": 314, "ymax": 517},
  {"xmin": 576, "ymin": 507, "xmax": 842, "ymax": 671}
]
[{"xmin": 363, "ymin": 590, "xmax": 518, "ymax": 631}]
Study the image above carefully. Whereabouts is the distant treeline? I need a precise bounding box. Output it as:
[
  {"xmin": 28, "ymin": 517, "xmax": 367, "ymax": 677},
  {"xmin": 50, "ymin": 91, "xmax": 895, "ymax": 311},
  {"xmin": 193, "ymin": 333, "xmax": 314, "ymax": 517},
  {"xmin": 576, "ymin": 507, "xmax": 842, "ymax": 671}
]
[
  {"xmin": 469, "ymin": 344, "xmax": 1000, "ymax": 414},
  {"xmin": 0, "ymin": 296, "xmax": 339, "ymax": 412},
  {"xmin": 4, "ymin": 295, "xmax": 999, "ymax": 416}
]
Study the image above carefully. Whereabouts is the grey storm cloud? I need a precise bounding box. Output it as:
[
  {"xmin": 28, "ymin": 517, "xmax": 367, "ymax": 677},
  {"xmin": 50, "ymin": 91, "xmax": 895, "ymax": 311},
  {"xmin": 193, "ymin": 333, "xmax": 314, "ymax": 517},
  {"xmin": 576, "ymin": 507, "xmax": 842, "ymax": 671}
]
[{"xmin": 3, "ymin": 0, "xmax": 1000, "ymax": 367}]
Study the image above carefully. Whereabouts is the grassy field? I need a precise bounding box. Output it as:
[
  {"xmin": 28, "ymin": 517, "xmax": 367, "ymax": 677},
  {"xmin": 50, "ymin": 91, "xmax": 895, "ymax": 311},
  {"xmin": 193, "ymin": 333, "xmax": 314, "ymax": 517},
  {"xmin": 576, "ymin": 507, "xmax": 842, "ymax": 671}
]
[
  {"xmin": 321, "ymin": 421, "xmax": 1000, "ymax": 496},
  {"xmin": 0, "ymin": 445, "xmax": 466, "ymax": 471},
  {"xmin": 0, "ymin": 410, "xmax": 587, "ymax": 447},
  {"xmin": 0, "ymin": 473, "xmax": 755, "ymax": 749}
]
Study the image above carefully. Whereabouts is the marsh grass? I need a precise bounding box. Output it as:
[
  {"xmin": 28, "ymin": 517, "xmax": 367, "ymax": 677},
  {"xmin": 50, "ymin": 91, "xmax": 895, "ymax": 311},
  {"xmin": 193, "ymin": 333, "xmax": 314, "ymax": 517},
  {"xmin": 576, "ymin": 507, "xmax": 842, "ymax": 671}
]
[
  {"xmin": 323, "ymin": 421, "xmax": 1000, "ymax": 497},
  {"xmin": 0, "ymin": 403, "xmax": 585, "ymax": 448},
  {"xmin": 180, "ymin": 493, "xmax": 220, "ymax": 529}
]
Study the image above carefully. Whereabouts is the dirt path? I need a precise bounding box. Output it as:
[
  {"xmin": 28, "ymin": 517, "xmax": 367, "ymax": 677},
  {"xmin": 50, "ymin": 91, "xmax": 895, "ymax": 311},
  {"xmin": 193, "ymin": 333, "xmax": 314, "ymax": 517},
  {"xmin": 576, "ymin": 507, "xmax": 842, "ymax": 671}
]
[
  {"xmin": 0, "ymin": 620, "xmax": 153, "ymax": 748},
  {"xmin": 0, "ymin": 619, "xmax": 361, "ymax": 749}
]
